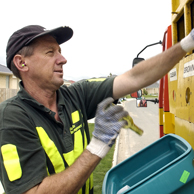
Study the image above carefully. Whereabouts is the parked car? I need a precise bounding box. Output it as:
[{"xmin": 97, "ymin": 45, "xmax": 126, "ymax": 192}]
[
  {"xmin": 117, "ymin": 97, "xmax": 126, "ymax": 104},
  {"xmin": 117, "ymin": 98, "xmax": 123, "ymax": 104}
]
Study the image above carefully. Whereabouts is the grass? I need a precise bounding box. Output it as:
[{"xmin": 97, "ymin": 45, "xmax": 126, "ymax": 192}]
[
  {"xmin": 88, "ymin": 123, "xmax": 115, "ymax": 194},
  {"xmin": 143, "ymin": 95, "xmax": 158, "ymax": 98},
  {"xmin": 126, "ymin": 94, "xmax": 158, "ymax": 99}
]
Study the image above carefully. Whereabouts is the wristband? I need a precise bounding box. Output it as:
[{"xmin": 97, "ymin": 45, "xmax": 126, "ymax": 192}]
[
  {"xmin": 180, "ymin": 30, "xmax": 194, "ymax": 52},
  {"xmin": 86, "ymin": 137, "xmax": 111, "ymax": 158}
]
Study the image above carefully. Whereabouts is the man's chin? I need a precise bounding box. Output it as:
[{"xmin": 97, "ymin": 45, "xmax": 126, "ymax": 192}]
[
  {"xmin": 51, "ymin": 80, "xmax": 64, "ymax": 90},
  {"xmin": 56, "ymin": 81, "xmax": 64, "ymax": 88}
]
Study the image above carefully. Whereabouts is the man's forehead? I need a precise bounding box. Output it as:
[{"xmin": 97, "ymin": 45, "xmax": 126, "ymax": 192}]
[
  {"xmin": 32, "ymin": 35, "xmax": 61, "ymax": 50},
  {"xmin": 33, "ymin": 34, "xmax": 57, "ymax": 44}
]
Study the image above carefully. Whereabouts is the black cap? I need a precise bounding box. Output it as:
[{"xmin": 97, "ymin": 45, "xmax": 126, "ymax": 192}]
[{"xmin": 6, "ymin": 25, "xmax": 73, "ymax": 69}]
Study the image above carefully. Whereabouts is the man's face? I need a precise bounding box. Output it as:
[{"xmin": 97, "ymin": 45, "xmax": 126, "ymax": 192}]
[{"xmin": 24, "ymin": 35, "xmax": 67, "ymax": 91}]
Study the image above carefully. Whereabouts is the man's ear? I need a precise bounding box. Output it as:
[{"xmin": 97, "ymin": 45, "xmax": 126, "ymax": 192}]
[{"xmin": 13, "ymin": 54, "xmax": 28, "ymax": 71}]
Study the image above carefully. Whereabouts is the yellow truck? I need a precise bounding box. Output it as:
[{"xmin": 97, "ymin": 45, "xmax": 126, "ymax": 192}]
[
  {"xmin": 102, "ymin": 1, "xmax": 194, "ymax": 193},
  {"xmin": 160, "ymin": 0, "xmax": 194, "ymax": 148}
]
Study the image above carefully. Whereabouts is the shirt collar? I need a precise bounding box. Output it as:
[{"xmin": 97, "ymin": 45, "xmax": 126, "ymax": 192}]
[{"xmin": 17, "ymin": 81, "xmax": 61, "ymax": 112}]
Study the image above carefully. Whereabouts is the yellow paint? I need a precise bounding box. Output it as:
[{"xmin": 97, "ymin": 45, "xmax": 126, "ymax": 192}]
[
  {"xmin": 163, "ymin": 112, "xmax": 175, "ymax": 134},
  {"xmin": 184, "ymin": 2, "xmax": 192, "ymax": 36},
  {"xmin": 171, "ymin": 0, "xmax": 187, "ymax": 13},
  {"xmin": 168, "ymin": 65, "xmax": 179, "ymax": 115},
  {"xmin": 172, "ymin": 22, "xmax": 178, "ymax": 45},
  {"xmin": 175, "ymin": 54, "xmax": 194, "ymax": 123},
  {"xmin": 171, "ymin": 0, "xmax": 193, "ymax": 45},
  {"xmin": 175, "ymin": 117, "xmax": 194, "ymax": 148},
  {"xmin": 171, "ymin": 0, "xmax": 190, "ymax": 22},
  {"xmin": 159, "ymin": 108, "xmax": 163, "ymax": 126},
  {"xmin": 166, "ymin": 0, "xmax": 194, "ymax": 148}
]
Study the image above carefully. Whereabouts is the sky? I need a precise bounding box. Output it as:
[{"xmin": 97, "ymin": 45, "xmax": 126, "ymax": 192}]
[{"xmin": 0, "ymin": 0, "xmax": 171, "ymax": 81}]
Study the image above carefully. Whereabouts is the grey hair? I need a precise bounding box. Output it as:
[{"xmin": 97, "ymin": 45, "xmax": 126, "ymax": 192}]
[{"xmin": 10, "ymin": 44, "xmax": 35, "ymax": 80}]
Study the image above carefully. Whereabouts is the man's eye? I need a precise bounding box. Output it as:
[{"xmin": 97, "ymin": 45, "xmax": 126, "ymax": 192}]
[{"xmin": 47, "ymin": 51, "xmax": 53, "ymax": 54}]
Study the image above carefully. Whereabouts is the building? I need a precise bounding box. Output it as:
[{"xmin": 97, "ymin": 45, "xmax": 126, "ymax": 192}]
[
  {"xmin": 0, "ymin": 64, "xmax": 20, "ymax": 103},
  {"xmin": 63, "ymin": 79, "xmax": 74, "ymax": 87},
  {"xmin": 144, "ymin": 82, "xmax": 159, "ymax": 95},
  {"xmin": 0, "ymin": 64, "xmax": 20, "ymax": 89}
]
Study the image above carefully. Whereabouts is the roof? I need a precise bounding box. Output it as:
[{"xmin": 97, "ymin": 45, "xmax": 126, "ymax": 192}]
[
  {"xmin": 68, "ymin": 80, "xmax": 75, "ymax": 84},
  {"xmin": 0, "ymin": 64, "xmax": 13, "ymax": 75}
]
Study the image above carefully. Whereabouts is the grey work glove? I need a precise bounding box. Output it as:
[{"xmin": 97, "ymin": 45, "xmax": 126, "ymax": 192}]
[{"xmin": 87, "ymin": 97, "xmax": 128, "ymax": 158}]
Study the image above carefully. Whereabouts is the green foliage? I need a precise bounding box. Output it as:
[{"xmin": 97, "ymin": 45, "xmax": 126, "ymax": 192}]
[
  {"xmin": 88, "ymin": 123, "xmax": 115, "ymax": 194},
  {"xmin": 126, "ymin": 94, "xmax": 158, "ymax": 99},
  {"xmin": 143, "ymin": 94, "xmax": 158, "ymax": 98},
  {"xmin": 143, "ymin": 88, "xmax": 148, "ymax": 95},
  {"xmin": 125, "ymin": 95, "xmax": 131, "ymax": 98},
  {"xmin": 108, "ymin": 73, "xmax": 113, "ymax": 77}
]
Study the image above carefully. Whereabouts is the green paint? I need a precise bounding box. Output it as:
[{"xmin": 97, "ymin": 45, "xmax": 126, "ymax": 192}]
[{"xmin": 180, "ymin": 170, "xmax": 190, "ymax": 184}]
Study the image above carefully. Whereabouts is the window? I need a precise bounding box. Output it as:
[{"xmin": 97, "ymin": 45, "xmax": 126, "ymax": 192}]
[
  {"xmin": 191, "ymin": 1, "xmax": 194, "ymax": 29},
  {"xmin": 177, "ymin": 14, "xmax": 185, "ymax": 42}
]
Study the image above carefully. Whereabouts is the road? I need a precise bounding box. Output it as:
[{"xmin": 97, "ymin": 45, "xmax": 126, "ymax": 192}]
[{"xmin": 116, "ymin": 98, "xmax": 159, "ymax": 164}]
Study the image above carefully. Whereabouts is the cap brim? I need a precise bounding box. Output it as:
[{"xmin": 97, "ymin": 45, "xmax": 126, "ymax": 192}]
[{"xmin": 25, "ymin": 26, "xmax": 73, "ymax": 45}]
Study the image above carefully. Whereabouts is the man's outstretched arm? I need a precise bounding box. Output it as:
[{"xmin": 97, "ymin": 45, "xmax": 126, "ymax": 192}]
[
  {"xmin": 113, "ymin": 31, "xmax": 194, "ymax": 99},
  {"xmin": 113, "ymin": 43, "xmax": 186, "ymax": 99}
]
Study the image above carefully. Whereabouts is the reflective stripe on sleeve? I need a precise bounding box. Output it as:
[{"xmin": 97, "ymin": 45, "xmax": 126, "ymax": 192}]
[
  {"xmin": 87, "ymin": 78, "xmax": 106, "ymax": 82},
  {"xmin": 1, "ymin": 144, "xmax": 22, "ymax": 181},
  {"xmin": 36, "ymin": 127, "xmax": 65, "ymax": 173}
]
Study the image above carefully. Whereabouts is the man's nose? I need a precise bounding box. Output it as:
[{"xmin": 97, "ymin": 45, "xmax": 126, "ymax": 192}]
[{"xmin": 57, "ymin": 53, "xmax": 67, "ymax": 65}]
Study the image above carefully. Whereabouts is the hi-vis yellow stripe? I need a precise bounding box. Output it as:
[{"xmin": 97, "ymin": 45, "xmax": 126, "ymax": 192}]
[
  {"xmin": 90, "ymin": 173, "xmax": 93, "ymax": 190},
  {"xmin": 84, "ymin": 131, "xmax": 88, "ymax": 148},
  {"xmin": 63, "ymin": 129, "xmax": 83, "ymax": 166},
  {"xmin": 71, "ymin": 110, "xmax": 80, "ymax": 124},
  {"xmin": 64, "ymin": 110, "xmax": 92, "ymax": 193},
  {"xmin": 1, "ymin": 144, "xmax": 22, "ymax": 181},
  {"xmin": 36, "ymin": 127, "xmax": 65, "ymax": 173},
  {"xmin": 88, "ymin": 78, "xmax": 106, "ymax": 82}
]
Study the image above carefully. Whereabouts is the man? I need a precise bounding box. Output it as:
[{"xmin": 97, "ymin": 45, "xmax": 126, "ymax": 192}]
[
  {"xmin": 0, "ymin": 24, "xmax": 193, "ymax": 194},
  {"xmin": 0, "ymin": 25, "xmax": 128, "ymax": 194}
]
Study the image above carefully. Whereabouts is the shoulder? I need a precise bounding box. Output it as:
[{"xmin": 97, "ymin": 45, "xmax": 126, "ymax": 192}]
[
  {"xmin": 0, "ymin": 95, "xmax": 20, "ymax": 113},
  {"xmin": 59, "ymin": 77, "xmax": 116, "ymax": 101},
  {"xmin": 0, "ymin": 95, "xmax": 30, "ymax": 127},
  {"xmin": 69, "ymin": 77, "xmax": 116, "ymax": 89}
]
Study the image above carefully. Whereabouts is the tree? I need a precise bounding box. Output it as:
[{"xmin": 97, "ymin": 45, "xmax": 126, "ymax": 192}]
[
  {"xmin": 108, "ymin": 73, "xmax": 112, "ymax": 77},
  {"xmin": 143, "ymin": 88, "xmax": 148, "ymax": 95}
]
